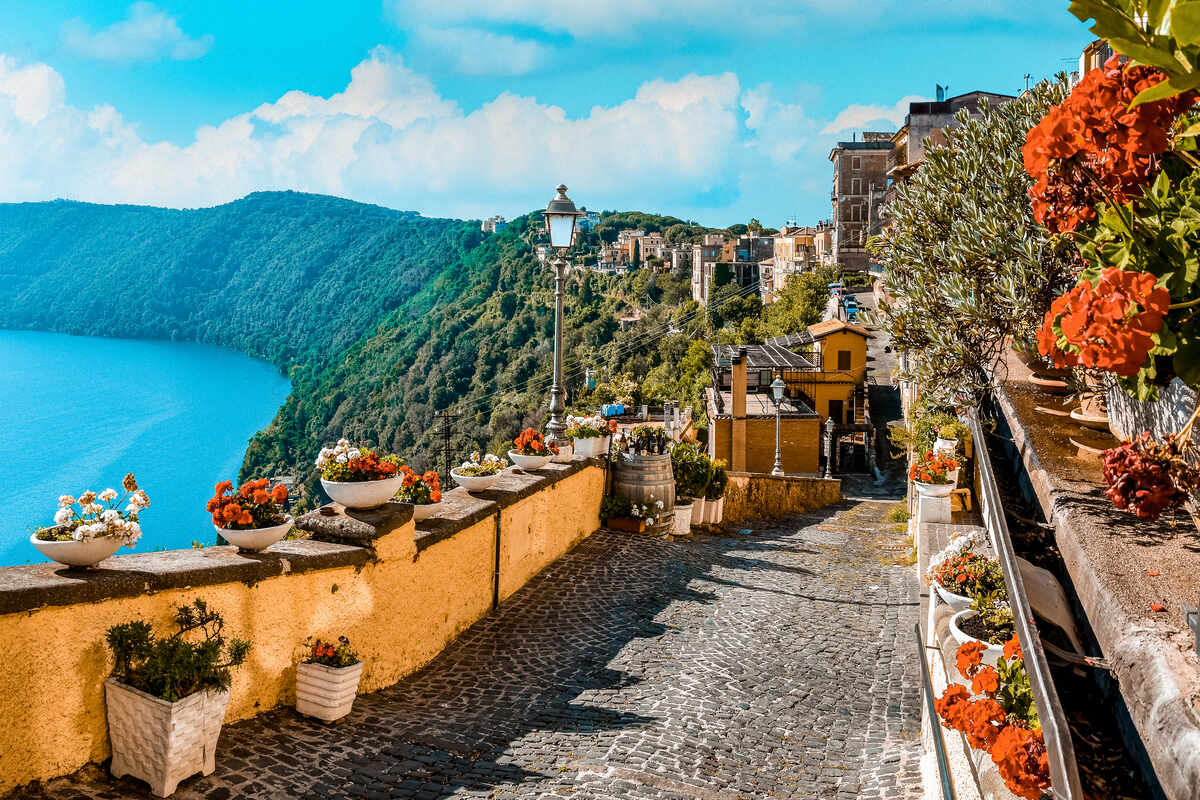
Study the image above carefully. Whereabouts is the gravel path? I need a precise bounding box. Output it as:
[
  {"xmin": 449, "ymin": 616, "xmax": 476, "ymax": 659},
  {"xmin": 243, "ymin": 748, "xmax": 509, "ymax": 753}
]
[{"xmin": 21, "ymin": 501, "xmax": 923, "ymax": 800}]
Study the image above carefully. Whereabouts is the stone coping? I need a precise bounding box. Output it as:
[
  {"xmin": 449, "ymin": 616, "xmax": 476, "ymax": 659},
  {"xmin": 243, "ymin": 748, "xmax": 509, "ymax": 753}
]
[
  {"xmin": 0, "ymin": 540, "xmax": 372, "ymax": 616},
  {"xmin": 995, "ymin": 351, "xmax": 1200, "ymax": 800},
  {"xmin": 0, "ymin": 458, "xmax": 599, "ymax": 617}
]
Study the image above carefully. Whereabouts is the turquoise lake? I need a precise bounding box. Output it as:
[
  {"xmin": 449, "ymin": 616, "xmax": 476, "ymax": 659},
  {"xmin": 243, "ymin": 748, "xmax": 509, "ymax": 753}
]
[{"xmin": 0, "ymin": 331, "xmax": 291, "ymax": 565}]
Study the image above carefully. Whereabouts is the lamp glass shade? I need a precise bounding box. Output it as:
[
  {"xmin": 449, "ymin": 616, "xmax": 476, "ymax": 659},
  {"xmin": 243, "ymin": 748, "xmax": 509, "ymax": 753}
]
[
  {"xmin": 547, "ymin": 213, "xmax": 577, "ymax": 249},
  {"xmin": 771, "ymin": 376, "xmax": 786, "ymax": 402}
]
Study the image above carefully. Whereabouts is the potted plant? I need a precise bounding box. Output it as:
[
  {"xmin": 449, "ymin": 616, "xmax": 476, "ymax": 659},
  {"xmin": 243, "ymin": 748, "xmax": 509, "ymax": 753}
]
[
  {"xmin": 450, "ymin": 452, "xmax": 507, "ymax": 493},
  {"xmin": 928, "ymin": 552, "xmax": 1006, "ymax": 611},
  {"xmin": 932, "ymin": 417, "xmax": 970, "ymax": 457},
  {"xmin": 509, "ymin": 427, "xmax": 555, "ymax": 470},
  {"xmin": 909, "ymin": 449, "xmax": 959, "ymax": 498},
  {"xmin": 565, "ymin": 415, "xmax": 610, "ymax": 458},
  {"xmin": 105, "ymin": 600, "xmax": 250, "ymax": 797},
  {"xmin": 206, "ymin": 478, "xmax": 291, "ymax": 552},
  {"xmin": 670, "ymin": 442, "xmax": 708, "ymax": 534},
  {"xmin": 295, "ymin": 635, "xmax": 363, "ymax": 723},
  {"xmin": 599, "ymin": 495, "xmax": 660, "ymax": 533},
  {"xmin": 396, "ymin": 466, "xmax": 443, "ymax": 522},
  {"xmin": 31, "ymin": 473, "xmax": 149, "ymax": 567},
  {"xmin": 702, "ymin": 459, "xmax": 728, "ymax": 524},
  {"xmin": 316, "ymin": 439, "xmax": 405, "ymax": 509},
  {"xmin": 950, "ymin": 594, "xmax": 1015, "ymax": 668}
]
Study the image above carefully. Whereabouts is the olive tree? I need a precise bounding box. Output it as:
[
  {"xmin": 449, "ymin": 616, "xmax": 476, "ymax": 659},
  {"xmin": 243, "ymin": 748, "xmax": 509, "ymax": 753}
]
[{"xmin": 872, "ymin": 78, "xmax": 1078, "ymax": 407}]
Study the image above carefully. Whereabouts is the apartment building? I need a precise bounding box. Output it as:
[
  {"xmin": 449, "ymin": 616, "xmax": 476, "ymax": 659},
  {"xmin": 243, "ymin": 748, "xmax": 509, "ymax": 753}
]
[
  {"xmin": 691, "ymin": 233, "xmax": 725, "ymax": 304},
  {"xmin": 829, "ymin": 133, "xmax": 892, "ymax": 272}
]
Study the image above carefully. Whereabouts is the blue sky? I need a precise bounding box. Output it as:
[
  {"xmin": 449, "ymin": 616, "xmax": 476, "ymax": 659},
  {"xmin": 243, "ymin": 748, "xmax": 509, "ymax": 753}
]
[{"xmin": 0, "ymin": 1, "xmax": 1095, "ymax": 226}]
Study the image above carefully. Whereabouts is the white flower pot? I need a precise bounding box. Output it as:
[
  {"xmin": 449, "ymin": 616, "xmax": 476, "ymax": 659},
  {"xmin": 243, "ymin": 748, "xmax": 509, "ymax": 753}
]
[
  {"xmin": 508, "ymin": 450, "xmax": 552, "ymax": 470},
  {"xmin": 411, "ymin": 501, "xmax": 444, "ymax": 522},
  {"xmin": 574, "ymin": 437, "xmax": 605, "ymax": 458},
  {"xmin": 690, "ymin": 500, "xmax": 705, "ymax": 525},
  {"xmin": 321, "ymin": 475, "xmax": 404, "ymax": 509},
  {"xmin": 703, "ymin": 496, "xmax": 724, "ymax": 524},
  {"xmin": 931, "ymin": 579, "xmax": 973, "ymax": 611},
  {"xmin": 947, "ymin": 468, "xmax": 960, "ymax": 487},
  {"xmin": 949, "ymin": 610, "xmax": 1005, "ymax": 667},
  {"xmin": 450, "ymin": 468, "xmax": 501, "ymax": 493},
  {"xmin": 914, "ymin": 480, "xmax": 953, "ymax": 498},
  {"xmin": 106, "ymin": 678, "xmax": 229, "ymax": 797},
  {"xmin": 30, "ymin": 531, "xmax": 122, "ymax": 568},
  {"xmin": 212, "ymin": 516, "xmax": 292, "ymax": 553},
  {"xmin": 934, "ymin": 437, "xmax": 958, "ymax": 456},
  {"xmin": 296, "ymin": 660, "xmax": 363, "ymax": 723},
  {"xmin": 551, "ymin": 444, "xmax": 574, "ymax": 463},
  {"xmin": 672, "ymin": 503, "xmax": 693, "ymax": 535}
]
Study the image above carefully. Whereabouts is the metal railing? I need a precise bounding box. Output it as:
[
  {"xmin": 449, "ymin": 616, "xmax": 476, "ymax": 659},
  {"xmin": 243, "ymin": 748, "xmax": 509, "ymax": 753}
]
[
  {"xmin": 966, "ymin": 409, "xmax": 1084, "ymax": 799},
  {"xmin": 916, "ymin": 622, "xmax": 957, "ymax": 800}
]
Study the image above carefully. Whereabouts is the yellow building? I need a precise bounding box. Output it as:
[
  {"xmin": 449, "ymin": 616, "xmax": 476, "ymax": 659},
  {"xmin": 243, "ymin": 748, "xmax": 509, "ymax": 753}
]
[{"xmin": 706, "ymin": 319, "xmax": 873, "ymax": 475}]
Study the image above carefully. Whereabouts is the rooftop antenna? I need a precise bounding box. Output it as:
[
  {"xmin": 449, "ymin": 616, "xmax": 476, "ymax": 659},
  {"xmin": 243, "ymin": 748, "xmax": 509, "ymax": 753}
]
[{"xmin": 1024, "ymin": 73, "xmax": 1032, "ymax": 92}]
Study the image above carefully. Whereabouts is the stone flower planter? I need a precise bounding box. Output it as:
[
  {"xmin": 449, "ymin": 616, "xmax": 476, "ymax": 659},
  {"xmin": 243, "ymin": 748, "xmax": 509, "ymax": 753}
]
[
  {"xmin": 296, "ymin": 660, "xmax": 364, "ymax": 723},
  {"xmin": 949, "ymin": 610, "xmax": 1004, "ymax": 667},
  {"xmin": 212, "ymin": 516, "xmax": 292, "ymax": 552},
  {"xmin": 573, "ymin": 437, "xmax": 606, "ymax": 458},
  {"xmin": 105, "ymin": 678, "xmax": 229, "ymax": 797},
  {"xmin": 934, "ymin": 436, "xmax": 958, "ymax": 456},
  {"xmin": 321, "ymin": 475, "xmax": 404, "ymax": 509},
  {"xmin": 551, "ymin": 443, "xmax": 574, "ymax": 463},
  {"xmin": 672, "ymin": 502, "xmax": 694, "ymax": 535},
  {"xmin": 508, "ymin": 451, "xmax": 552, "ymax": 470},
  {"xmin": 450, "ymin": 468, "xmax": 501, "ymax": 493},
  {"xmin": 913, "ymin": 480, "xmax": 954, "ymax": 499},
  {"xmin": 30, "ymin": 530, "xmax": 122, "ymax": 568},
  {"xmin": 701, "ymin": 496, "xmax": 724, "ymax": 524},
  {"xmin": 930, "ymin": 578, "xmax": 973, "ymax": 611},
  {"xmin": 411, "ymin": 501, "xmax": 444, "ymax": 522}
]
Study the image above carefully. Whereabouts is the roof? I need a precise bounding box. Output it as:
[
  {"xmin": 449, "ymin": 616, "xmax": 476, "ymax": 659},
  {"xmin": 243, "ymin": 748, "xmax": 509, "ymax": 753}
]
[
  {"xmin": 807, "ymin": 318, "xmax": 874, "ymax": 339},
  {"xmin": 759, "ymin": 257, "xmax": 775, "ymax": 266},
  {"xmin": 707, "ymin": 388, "xmax": 819, "ymax": 418},
  {"xmin": 712, "ymin": 343, "xmax": 816, "ymax": 371},
  {"xmin": 765, "ymin": 331, "xmax": 814, "ymax": 349}
]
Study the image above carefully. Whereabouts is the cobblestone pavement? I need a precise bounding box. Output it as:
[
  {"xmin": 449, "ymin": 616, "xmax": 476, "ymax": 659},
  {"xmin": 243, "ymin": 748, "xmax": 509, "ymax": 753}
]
[{"xmin": 22, "ymin": 500, "xmax": 923, "ymax": 800}]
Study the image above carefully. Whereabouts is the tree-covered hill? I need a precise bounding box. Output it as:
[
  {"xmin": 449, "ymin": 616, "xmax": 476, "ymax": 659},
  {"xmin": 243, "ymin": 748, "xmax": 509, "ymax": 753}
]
[{"xmin": 0, "ymin": 191, "xmax": 477, "ymax": 371}]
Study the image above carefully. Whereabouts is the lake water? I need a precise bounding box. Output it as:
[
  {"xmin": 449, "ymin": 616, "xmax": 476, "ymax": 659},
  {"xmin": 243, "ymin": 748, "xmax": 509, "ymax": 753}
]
[{"xmin": 0, "ymin": 331, "xmax": 291, "ymax": 565}]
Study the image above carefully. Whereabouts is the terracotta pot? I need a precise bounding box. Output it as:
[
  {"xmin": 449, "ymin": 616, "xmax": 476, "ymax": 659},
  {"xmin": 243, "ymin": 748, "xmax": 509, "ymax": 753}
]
[
  {"xmin": 296, "ymin": 660, "xmax": 363, "ymax": 723},
  {"xmin": 606, "ymin": 516, "xmax": 646, "ymax": 533},
  {"xmin": 106, "ymin": 679, "xmax": 229, "ymax": 797}
]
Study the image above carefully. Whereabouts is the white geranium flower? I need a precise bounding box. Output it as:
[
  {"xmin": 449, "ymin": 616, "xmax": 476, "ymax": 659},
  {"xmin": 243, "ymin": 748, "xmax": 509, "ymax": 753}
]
[
  {"xmin": 82, "ymin": 502, "xmax": 103, "ymax": 515},
  {"xmin": 347, "ymin": 448, "xmax": 362, "ymax": 460},
  {"xmin": 125, "ymin": 503, "xmax": 140, "ymax": 514},
  {"xmin": 631, "ymin": 507, "xmax": 641, "ymax": 518},
  {"xmin": 101, "ymin": 509, "xmax": 120, "ymax": 523},
  {"xmin": 72, "ymin": 527, "xmax": 84, "ymax": 541},
  {"xmin": 53, "ymin": 508, "xmax": 73, "ymax": 525},
  {"xmin": 98, "ymin": 488, "xmax": 118, "ymax": 502},
  {"xmin": 58, "ymin": 495, "xmax": 75, "ymax": 508},
  {"xmin": 336, "ymin": 454, "xmax": 348, "ymax": 464},
  {"xmin": 79, "ymin": 490, "xmax": 97, "ymax": 504},
  {"xmin": 337, "ymin": 438, "xmax": 350, "ymax": 447},
  {"xmin": 131, "ymin": 490, "xmax": 150, "ymax": 508}
]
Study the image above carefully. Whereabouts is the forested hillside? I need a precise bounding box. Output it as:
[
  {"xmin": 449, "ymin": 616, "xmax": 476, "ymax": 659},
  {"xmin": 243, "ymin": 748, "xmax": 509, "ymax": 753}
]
[
  {"xmin": 0, "ymin": 192, "xmax": 830, "ymax": 505},
  {"xmin": 0, "ymin": 192, "xmax": 477, "ymax": 371}
]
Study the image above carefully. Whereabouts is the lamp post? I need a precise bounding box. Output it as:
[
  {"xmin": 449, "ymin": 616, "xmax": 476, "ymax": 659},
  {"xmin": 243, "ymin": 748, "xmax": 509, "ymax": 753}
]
[
  {"xmin": 771, "ymin": 375, "xmax": 786, "ymax": 476},
  {"xmin": 543, "ymin": 184, "xmax": 584, "ymax": 445}
]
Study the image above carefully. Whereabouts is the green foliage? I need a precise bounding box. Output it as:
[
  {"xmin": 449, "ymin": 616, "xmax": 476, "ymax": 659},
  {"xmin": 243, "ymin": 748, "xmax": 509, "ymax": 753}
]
[
  {"xmin": 704, "ymin": 459, "xmax": 729, "ymax": 500},
  {"xmin": 106, "ymin": 599, "xmax": 250, "ymax": 702},
  {"xmin": 600, "ymin": 494, "xmax": 633, "ymax": 520},
  {"xmin": 969, "ymin": 593, "xmax": 1016, "ymax": 645},
  {"xmin": 670, "ymin": 441, "xmax": 710, "ymax": 500},
  {"xmin": 884, "ymin": 503, "xmax": 911, "ymax": 525},
  {"xmin": 1069, "ymin": 0, "xmax": 1200, "ymax": 105},
  {"xmin": 996, "ymin": 648, "xmax": 1040, "ymax": 729},
  {"xmin": 762, "ymin": 266, "xmax": 841, "ymax": 337},
  {"xmin": 872, "ymin": 80, "xmax": 1079, "ymax": 407},
  {"xmin": 890, "ymin": 402, "xmax": 970, "ymax": 456}
]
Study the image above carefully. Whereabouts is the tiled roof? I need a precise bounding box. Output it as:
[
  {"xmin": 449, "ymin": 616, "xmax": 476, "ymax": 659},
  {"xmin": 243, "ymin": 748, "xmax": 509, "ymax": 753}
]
[
  {"xmin": 765, "ymin": 331, "xmax": 813, "ymax": 349},
  {"xmin": 712, "ymin": 343, "xmax": 816, "ymax": 370},
  {"xmin": 807, "ymin": 319, "xmax": 874, "ymax": 339}
]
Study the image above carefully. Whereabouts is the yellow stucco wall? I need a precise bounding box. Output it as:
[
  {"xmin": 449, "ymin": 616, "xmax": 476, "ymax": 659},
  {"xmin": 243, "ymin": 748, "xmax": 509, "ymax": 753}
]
[
  {"xmin": 0, "ymin": 465, "xmax": 603, "ymax": 794},
  {"xmin": 809, "ymin": 380, "xmax": 856, "ymax": 424},
  {"xmin": 816, "ymin": 330, "xmax": 868, "ymax": 384}
]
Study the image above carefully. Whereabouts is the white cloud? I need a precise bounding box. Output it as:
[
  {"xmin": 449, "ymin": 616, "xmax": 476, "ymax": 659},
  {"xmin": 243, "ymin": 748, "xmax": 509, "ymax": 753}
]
[
  {"xmin": 411, "ymin": 26, "xmax": 553, "ymax": 75},
  {"xmin": 821, "ymin": 95, "xmax": 927, "ymax": 135},
  {"xmin": 61, "ymin": 2, "xmax": 213, "ymax": 63}
]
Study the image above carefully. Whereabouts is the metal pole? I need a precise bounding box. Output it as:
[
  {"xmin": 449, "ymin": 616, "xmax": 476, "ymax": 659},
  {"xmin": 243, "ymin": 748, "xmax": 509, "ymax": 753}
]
[
  {"xmin": 772, "ymin": 400, "xmax": 784, "ymax": 476},
  {"xmin": 546, "ymin": 257, "xmax": 567, "ymax": 442},
  {"xmin": 916, "ymin": 622, "xmax": 958, "ymax": 800}
]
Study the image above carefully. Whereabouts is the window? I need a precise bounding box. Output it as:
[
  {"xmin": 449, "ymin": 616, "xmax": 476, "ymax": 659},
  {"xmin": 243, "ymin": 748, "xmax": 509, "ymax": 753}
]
[
  {"xmin": 852, "ymin": 156, "xmax": 861, "ymax": 170},
  {"xmin": 851, "ymin": 178, "xmax": 862, "ymax": 194},
  {"xmin": 758, "ymin": 370, "xmax": 772, "ymax": 386},
  {"xmin": 837, "ymin": 350, "xmax": 852, "ymax": 371}
]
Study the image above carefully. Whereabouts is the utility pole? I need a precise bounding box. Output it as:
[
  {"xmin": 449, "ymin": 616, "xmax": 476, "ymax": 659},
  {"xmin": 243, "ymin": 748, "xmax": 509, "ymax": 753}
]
[{"xmin": 433, "ymin": 411, "xmax": 458, "ymax": 485}]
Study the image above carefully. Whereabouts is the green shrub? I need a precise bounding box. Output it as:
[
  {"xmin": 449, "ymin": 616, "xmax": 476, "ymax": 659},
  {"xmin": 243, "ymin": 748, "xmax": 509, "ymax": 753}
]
[
  {"xmin": 671, "ymin": 441, "xmax": 710, "ymax": 500},
  {"xmin": 705, "ymin": 459, "xmax": 729, "ymax": 500}
]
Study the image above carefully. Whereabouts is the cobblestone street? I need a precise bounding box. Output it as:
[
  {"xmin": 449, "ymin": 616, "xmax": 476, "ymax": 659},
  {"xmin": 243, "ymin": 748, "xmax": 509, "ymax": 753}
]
[{"xmin": 25, "ymin": 500, "xmax": 923, "ymax": 800}]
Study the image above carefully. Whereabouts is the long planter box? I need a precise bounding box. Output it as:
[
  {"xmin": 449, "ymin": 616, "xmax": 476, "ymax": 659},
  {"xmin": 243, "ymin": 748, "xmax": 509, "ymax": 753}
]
[{"xmin": 105, "ymin": 679, "xmax": 229, "ymax": 797}]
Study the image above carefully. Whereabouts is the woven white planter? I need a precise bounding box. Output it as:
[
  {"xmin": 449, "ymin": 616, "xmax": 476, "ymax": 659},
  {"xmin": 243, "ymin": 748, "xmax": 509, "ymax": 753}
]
[
  {"xmin": 296, "ymin": 660, "xmax": 364, "ymax": 723},
  {"xmin": 690, "ymin": 500, "xmax": 705, "ymax": 525},
  {"xmin": 573, "ymin": 437, "xmax": 605, "ymax": 458},
  {"xmin": 672, "ymin": 503, "xmax": 693, "ymax": 535},
  {"xmin": 702, "ymin": 496, "xmax": 724, "ymax": 524},
  {"xmin": 411, "ymin": 501, "xmax": 444, "ymax": 522},
  {"xmin": 105, "ymin": 679, "xmax": 229, "ymax": 797}
]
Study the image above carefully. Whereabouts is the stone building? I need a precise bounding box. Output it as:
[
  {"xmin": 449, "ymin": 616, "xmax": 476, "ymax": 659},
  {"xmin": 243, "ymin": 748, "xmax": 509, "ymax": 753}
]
[
  {"xmin": 887, "ymin": 88, "xmax": 1015, "ymax": 187},
  {"xmin": 828, "ymin": 133, "xmax": 892, "ymax": 272},
  {"xmin": 691, "ymin": 233, "xmax": 725, "ymax": 304},
  {"xmin": 481, "ymin": 215, "xmax": 507, "ymax": 234}
]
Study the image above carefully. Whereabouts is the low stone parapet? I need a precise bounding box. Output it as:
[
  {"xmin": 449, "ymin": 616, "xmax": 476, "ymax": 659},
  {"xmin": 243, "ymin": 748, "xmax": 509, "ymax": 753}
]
[
  {"xmin": 721, "ymin": 473, "xmax": 842, "ymax": 523},
  {"xmin": 0, "ymin": 458, "xmax": 603, "ymax": 795}
]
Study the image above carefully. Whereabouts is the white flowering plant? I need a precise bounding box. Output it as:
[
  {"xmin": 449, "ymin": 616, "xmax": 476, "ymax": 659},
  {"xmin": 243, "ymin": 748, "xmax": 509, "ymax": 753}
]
[
  {"xmin": 564, "ymin": 414, "xmax": 609, "ymax": 440},
  {"xmin": 454, "ymin": 452, "xmax": 507, "ymax": 477},
  {"xmin": 628, "ymin": 494, "xmax": 665, "ymax": 526},
  {"xmin": 316, "ymin": 438, "xmax": 404, "ymax": 482},
  {"xmin": 925, "ymin": 530, "xmax": 987, "ymax": 583},
  {"xmin": 38, "ymin": 472, "xmax": 150, "ymax": 546}
]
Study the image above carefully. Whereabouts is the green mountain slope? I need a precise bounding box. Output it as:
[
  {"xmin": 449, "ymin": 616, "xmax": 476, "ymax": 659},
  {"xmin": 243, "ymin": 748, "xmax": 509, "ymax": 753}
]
[{"xmin": 0, "ymin": 191, "xmax": 477, "ymax": 370}]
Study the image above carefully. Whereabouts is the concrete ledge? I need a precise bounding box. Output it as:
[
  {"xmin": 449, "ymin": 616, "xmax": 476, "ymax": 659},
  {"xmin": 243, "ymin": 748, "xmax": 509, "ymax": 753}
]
[
  {"xmin": 0, "ymin": 540, "xmax": 372, "ymax": 616},
  {"xmin": 722, "ymin": 473, "xmax": 842, "ymax": 523},
  {"xmin": 995, "ymin": 352, "xmax": 1200, "ymax": 800}
]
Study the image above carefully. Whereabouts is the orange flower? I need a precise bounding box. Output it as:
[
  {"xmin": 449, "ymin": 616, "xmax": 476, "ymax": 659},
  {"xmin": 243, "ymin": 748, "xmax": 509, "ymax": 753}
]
[
  {"xmin": 956, "ymin": 641, "xmax": 985, "ymax": 674},
  {"xmin": 253, "ymin": 490, "xmax": 271, "ymax": 504},
  {"xmin": 1003, "ymin": 636, "xmax": 1022, "ymax": 663},
  {"xmin": 237, "ymin": 511, "xmax": 253, "ymax": 526},
  {"xmin": 971, "ymin": 665, "xmax": 1000, "ymax": 696},
  {"xmin": 214, "ymin": 480, "xmax": 233, "ymax": 495},
  {"xmin": 271, "ymin": 484, "xmax": 288, "ymax": 503}
]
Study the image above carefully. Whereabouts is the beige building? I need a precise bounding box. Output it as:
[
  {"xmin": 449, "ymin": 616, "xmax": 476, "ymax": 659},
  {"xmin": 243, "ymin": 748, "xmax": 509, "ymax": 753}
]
[
  {"xmin": 829, "ymin": 133, "xmax": 892, "ymax": 272},
  {"xmin": 691, "ymin": 233, "xmax": 725, "ymax": 304}
]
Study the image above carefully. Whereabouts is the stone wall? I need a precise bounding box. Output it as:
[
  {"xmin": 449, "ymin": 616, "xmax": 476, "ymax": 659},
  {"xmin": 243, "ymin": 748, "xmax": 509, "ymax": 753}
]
[
  {"xmin": 0, "ymin": 459, "xmax": 604, "ymax": 794},
  {"xmin": 722, "ymin": 473, "xmax": 842, "ymax": 523}
]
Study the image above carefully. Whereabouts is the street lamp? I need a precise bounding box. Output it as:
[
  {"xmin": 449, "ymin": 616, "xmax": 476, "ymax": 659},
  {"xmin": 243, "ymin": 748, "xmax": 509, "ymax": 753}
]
[
  {"xmin": 543, "ymin": 184, "xmax": 584, "ymax": 444},
  {"xmin": 771, "ymin": 375, "xmax": 786, "ymax": 476}
]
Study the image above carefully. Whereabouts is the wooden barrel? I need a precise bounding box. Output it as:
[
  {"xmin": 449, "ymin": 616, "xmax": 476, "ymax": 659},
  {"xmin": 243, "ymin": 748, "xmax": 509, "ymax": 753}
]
[{"xmin": 613, "ymin": 452, "xmax": 675, "ymax": 521}]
